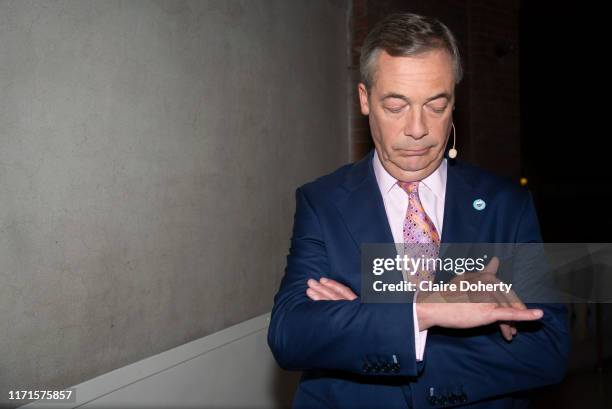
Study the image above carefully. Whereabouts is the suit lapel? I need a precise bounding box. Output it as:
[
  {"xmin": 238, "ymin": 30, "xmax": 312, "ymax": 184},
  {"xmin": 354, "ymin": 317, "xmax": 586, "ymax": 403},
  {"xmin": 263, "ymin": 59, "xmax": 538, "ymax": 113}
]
[
  {"xmin": 441, "ymin": 161, "xmax": 484, "ymax": 243},
  {"xmin": 437, "ymin": 160, "xmax": 486, "ymax": 282},
  {"xmin": 334, "ymin": 151, "xmax": 404, "ymax": 290},
  {"xmin": 334, "ymin": 151, "xmax": 394, "ymax": 249}
]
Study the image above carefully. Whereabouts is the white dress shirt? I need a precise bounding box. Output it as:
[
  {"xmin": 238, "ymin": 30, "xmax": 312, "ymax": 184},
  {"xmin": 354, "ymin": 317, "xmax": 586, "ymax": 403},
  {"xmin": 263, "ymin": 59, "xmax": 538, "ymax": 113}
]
[{"xmin": 372, "ymin": 150, "xmax": 447, "ymax": 361}]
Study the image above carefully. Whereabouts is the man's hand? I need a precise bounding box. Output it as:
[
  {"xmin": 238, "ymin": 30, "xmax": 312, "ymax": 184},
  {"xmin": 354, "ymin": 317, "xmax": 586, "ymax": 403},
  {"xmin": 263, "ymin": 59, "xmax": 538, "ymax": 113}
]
[
  {"xmin": 306, "ymin": 277, "xmax": 358, "ymax": 301},
  {"xmin": 417, "ymin": 257, "xmax": 538, "ymax": 341}
]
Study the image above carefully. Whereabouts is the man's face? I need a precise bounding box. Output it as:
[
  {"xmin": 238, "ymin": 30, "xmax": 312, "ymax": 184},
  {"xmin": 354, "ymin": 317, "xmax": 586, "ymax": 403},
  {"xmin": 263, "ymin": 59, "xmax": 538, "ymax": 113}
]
[{"xmin": 358, "ymin": 49, "xmax": 455, "ymax": 182}]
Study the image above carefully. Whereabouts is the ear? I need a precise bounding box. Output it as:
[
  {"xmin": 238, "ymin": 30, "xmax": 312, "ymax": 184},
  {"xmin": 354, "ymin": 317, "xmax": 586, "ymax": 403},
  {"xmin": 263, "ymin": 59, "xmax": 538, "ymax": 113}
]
[{"xmin": 357, "ymin": 83, "xmax": 370, "ymax": 115}]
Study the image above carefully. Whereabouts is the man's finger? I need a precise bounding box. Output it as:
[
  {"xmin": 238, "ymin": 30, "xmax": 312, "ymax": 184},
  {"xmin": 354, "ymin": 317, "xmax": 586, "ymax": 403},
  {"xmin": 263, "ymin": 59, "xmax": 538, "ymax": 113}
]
[
  {"xmin": 307, "ymin": 286, "xmax": 337, "ymax": 301},
  {"xmin": 307, "ymin": 279, "xmax": 342, "ymax": 300},
  {"xmin": 499, "ymin": 323, "xmax": 513, "ymax": 341},
  {"xmin": 319, "ymin": 277, "xmax": 357, "ymax": 300},
  {"xmin": 306, "ymin": 288, "xmax": 321, "ymax": 301},
  {"xmin": 491, "ymin": 307, "xmax": 543, "ymax": 322},
  {"xmin": 481, "ymin": 256, "xmax": 500, "ymax": 275}
]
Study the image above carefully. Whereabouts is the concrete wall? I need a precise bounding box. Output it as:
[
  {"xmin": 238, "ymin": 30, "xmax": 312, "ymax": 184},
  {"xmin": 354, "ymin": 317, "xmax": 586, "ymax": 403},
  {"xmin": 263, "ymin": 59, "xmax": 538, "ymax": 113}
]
[{"xmin": 0, "ymin": 0, "xmax": 348, "ymax": 406}]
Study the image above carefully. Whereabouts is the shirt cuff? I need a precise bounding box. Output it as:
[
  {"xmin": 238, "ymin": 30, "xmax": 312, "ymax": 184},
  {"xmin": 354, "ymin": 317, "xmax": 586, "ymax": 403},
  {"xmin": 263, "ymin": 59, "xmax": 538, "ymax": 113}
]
[{"xmin": 413, "ymin": 290, "xmax": 428, "ymax": 361}]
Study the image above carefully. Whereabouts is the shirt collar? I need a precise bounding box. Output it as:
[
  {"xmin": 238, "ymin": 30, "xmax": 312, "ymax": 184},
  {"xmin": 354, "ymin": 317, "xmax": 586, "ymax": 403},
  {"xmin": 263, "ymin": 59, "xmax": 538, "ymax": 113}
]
[{"xmin": 372, "ymin": 149, "xmax": 447, "ymax": 199}]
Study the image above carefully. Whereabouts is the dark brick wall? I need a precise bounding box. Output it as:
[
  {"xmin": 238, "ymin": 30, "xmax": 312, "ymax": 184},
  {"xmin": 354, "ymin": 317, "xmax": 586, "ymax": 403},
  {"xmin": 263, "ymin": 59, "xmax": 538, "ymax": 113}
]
[{"xmin": 348, "ymin": 0, "xmax": 521, "ymax": 179}]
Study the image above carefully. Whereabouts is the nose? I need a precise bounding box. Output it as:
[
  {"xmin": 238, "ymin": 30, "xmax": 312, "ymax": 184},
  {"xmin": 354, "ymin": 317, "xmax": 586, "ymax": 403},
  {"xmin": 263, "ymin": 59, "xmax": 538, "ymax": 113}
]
[{"xmin": 403, "ymin": 107, "xmax": 428, "ymax": 140}]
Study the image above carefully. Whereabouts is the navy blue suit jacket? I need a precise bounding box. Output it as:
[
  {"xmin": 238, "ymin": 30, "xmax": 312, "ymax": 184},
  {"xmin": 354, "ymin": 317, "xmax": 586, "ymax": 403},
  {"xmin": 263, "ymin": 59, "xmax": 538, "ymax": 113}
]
[{"xmin": 268, "ymin": 151, "xmax": 570, "ymax": 408}]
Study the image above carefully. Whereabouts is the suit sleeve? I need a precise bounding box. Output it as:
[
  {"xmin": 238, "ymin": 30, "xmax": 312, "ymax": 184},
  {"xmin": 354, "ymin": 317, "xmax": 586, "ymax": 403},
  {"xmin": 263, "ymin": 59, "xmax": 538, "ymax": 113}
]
[
  {"xmin": 267, "ymin": 187, "xmax": 419, "ymax": 376},
  {"xmin": 410, "ymin": 191, "xmax": 571, "ymax": 408}
]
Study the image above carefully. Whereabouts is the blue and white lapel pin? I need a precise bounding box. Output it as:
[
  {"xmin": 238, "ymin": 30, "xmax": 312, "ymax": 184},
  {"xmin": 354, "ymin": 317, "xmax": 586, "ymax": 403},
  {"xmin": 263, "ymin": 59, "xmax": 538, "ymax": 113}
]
[{"xmin": 473, "ymin": 198, "xmax": 486, "ymax": 211}]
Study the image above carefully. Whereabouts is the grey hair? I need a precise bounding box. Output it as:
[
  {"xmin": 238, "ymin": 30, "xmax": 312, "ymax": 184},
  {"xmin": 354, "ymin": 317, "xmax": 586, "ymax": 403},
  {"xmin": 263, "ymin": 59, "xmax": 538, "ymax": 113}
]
[{"xmin": 359, "ymin": 13, "xmax": 463, "ymax": 89}]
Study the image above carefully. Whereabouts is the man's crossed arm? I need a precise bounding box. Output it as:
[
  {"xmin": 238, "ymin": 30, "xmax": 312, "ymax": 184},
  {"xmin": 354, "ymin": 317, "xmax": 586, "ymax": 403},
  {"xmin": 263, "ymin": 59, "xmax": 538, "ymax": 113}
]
[{"xmin": 306, "ymin": 256, "xmax": 541, "ymax": 341}]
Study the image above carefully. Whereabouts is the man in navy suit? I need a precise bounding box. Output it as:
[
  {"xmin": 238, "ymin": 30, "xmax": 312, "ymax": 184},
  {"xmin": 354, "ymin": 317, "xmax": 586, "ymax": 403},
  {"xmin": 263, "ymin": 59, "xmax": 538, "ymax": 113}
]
[{"xmin": 268, "ymin": 13, "xmax": 569, "ymax": 408}]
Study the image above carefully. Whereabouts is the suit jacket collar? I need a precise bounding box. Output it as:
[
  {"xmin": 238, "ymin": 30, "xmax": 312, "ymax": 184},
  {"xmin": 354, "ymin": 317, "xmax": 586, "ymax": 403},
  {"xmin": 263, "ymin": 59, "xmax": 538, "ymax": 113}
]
[
  {"xmin": 441, "ymin": 159, "xmax": 484, "ymax": 244},
  {"xmin": 335, "ymin": 150, "xmax": 394, "ymax": 249}
]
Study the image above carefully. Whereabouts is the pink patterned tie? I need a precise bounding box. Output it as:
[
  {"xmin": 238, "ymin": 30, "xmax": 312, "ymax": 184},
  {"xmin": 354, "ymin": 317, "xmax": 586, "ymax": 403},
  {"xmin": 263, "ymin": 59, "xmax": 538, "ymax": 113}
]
[{"xmin": 397, "ymin": 181, "xmax": 440, "ymax": 285}]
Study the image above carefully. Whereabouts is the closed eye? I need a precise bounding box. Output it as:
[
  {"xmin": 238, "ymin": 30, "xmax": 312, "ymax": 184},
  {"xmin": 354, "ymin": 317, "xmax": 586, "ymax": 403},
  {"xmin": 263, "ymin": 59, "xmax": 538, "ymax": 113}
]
[
  {"xmin": 384, "ymin": 106, "xmax": 406, "ymax": 113},
  {"xmin": 428, "ymin": 105, "xmax": 447, "ymax": 113}
]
